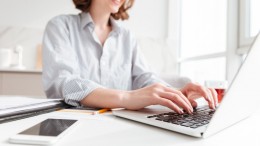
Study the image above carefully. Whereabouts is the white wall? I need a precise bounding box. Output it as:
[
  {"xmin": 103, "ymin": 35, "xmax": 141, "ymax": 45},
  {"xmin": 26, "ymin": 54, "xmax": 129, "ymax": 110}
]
[
  {"xmin": 0, "ymin": 0, "xmax": 177, "ymax": 75},
  {"xmin": 0, "ymin": 0, "xmax": 168, "ymax": 37},
  {"xmin": 123, "ymin": 0, "xmax": 169, "ymax": 38},
  {"xmin": 0, "ymin": 0, "xmax": 79, "ymax": 29},
  {"xmin": 0, "ymin": 0, "xmax": 79, "ymax": 69}
]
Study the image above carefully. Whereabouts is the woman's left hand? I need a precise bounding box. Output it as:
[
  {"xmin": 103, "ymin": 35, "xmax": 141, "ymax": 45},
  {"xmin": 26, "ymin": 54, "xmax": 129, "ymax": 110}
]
[{"xmin": 180, "ymin": 82, "xmax": 218, "ymax": 109}]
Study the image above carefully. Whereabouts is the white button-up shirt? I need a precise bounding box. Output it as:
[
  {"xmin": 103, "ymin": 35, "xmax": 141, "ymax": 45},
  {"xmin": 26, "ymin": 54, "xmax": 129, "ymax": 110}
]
[{"xmin": 42, "ymin": 12, "xmax": 168, "ymax": 106}]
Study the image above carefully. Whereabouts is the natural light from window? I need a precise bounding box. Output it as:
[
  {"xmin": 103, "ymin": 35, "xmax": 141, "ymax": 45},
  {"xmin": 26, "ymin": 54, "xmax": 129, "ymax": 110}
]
[
  {"xmin": 180, "ymin": 57, "xmax": 226, "ymax": 84},
  {"xmin": 250, "ymin": 0, "xmax": 260, "ymax": 37},
  {"xmin": 180, "ymin": 0, "xmax": 227, "ymax": 58},
  {"xmin": 179, "ymin": 0, "xmax": 227, "ymax": 84}
]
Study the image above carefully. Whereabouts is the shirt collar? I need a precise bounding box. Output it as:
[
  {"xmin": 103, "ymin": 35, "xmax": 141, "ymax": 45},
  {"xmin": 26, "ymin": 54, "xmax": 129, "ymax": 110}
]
[
  {"xmin": 109, "ymin": 17, "xmax": 121, "ymax": 34},
  {"xmin": 80, "ymin": 12, "xmax": 94, "ymax": 29},
  {"xmin": 80, "ymin": 12, "xmax": 121, "ymax": 35}
]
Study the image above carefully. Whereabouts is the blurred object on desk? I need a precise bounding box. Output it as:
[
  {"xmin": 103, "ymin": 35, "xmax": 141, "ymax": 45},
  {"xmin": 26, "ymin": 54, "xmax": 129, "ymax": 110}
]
[
  {"xmin": 11, "ymin": 45, "xmax": 26, "ymax": 70},
  {"xmin": 0, "ymin": 48, "xmax": 12, "ymax": 69},
  {"xmin": 35, "ymin": 44, "xmax": 42, "ymax": 70}
]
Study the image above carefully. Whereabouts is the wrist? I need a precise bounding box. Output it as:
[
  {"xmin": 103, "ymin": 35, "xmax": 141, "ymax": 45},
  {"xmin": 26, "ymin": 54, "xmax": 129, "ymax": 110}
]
[
  {"xmin": 118, "ymin": 90, "xmax": 133, "ymax": 109},
  {"xmin": 180, "ymin": 87, "xmax": 187, "ymax": 97}
]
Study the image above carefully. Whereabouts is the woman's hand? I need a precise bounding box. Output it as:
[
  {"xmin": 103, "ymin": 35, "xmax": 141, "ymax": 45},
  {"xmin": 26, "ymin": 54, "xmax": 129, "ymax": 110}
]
[
  {"xmin": 81, "ymin": 82, "xmax": 217, "ymax": 114},
  {"xmin": 180, "ymin": 82, "xmax": 218, "ymax": 109},
  {"xmin": 123, "ymin": 83, "xmax": 194, "ymax": 114}
]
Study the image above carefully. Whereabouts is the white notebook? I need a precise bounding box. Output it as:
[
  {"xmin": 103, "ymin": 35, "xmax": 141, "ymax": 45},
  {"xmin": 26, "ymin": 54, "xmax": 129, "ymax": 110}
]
[{"xmin": 0, "ymin": 96, "xmax": 63, "ymax": 119}]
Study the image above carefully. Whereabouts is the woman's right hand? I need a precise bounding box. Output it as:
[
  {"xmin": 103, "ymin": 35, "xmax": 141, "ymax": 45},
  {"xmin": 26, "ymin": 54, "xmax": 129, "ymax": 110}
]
[{"xmin": 122, "ymin": 83, "xmax": 194, "ymax": 114}]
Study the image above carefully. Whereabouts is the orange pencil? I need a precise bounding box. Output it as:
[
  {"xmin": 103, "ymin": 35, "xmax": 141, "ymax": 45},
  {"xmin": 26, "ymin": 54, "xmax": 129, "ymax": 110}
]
[{"xmin": 92, "ymin": 108, "xmax": 110, "ymax": 115}]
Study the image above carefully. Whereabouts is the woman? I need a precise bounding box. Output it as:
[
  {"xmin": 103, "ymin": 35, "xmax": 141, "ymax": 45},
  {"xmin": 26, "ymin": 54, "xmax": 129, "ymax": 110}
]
[{"xmin": 42, "ymin": 0, "xmax": 217, "ymax": 114}]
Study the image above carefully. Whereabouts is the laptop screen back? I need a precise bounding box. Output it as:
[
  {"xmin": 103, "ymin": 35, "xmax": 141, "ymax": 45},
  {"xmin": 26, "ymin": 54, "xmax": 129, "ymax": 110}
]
[{"xmin": 203, "ymin": 33, "xmax": 260, "ymax": 138}]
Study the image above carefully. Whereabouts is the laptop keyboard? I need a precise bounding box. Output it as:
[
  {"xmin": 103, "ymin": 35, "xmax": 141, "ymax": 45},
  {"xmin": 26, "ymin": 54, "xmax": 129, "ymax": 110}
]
[{"xmin": 147, "ymin": 106, "xmax": 215, "ymax": 129}]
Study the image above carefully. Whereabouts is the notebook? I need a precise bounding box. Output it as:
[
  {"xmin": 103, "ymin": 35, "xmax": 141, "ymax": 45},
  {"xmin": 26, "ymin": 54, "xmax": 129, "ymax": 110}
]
[{"xmin": 0, "ymin": 96, "xmax": 66, "ymax": 123}]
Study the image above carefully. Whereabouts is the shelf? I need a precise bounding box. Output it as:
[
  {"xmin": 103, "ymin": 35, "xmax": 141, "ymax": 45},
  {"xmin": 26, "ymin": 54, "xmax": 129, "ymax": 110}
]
[{"xmin": 0, "ymin": 69, "xmax": 42, "ymax": 74}]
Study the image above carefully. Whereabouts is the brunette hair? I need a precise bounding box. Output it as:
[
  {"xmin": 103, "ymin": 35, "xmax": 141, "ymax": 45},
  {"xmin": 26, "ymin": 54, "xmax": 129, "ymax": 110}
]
[{"xmin": 72, "ymin": 0, "xmax": 134, "ymax": 20}]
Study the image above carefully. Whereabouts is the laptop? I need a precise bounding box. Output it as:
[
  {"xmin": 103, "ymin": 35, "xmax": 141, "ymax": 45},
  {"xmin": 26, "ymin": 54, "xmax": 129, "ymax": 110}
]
[{"xmin": 113, "ymin": 32, "xmax": 260, "ymax": 138}]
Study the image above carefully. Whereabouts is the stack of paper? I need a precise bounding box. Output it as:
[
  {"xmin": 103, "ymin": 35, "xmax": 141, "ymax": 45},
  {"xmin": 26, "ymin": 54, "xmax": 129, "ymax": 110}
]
[{"xmin": 0, "ymin": 96, "xmax": 66, "ymax": 123}]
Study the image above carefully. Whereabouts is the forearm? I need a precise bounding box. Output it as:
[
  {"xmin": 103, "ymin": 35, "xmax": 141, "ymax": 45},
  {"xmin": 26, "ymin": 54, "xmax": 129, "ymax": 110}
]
[
  {"xmin": 80, "ymin": 88, "xmax": 130, "ymax": 109},
  {"xmin": 80, "ymin": 83, "xmax": 195, "ymax": 114}
]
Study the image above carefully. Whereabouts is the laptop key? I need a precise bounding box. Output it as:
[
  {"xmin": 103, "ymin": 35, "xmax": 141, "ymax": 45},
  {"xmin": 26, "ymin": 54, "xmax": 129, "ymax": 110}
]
[
  {"xmin": 155, "ymin": 118, "xmax": 163, "ymax": 121},
  {"xmin": 189, "ymin": 120, "xmax": 199, "ymax": 124},
  {"xmin": 183, "ymin": 114, "xmax": 189, "ymax": 118},
  {"xmin": 190, "ymin": 125, "xmax": 199, "ymax": 128},
  {"xmin": 171, "ymin": 121, "xmax": 180, "ymax": 125},
  {"xmin": 181, "ymin": 122, "xmax": 194, "ymax": 127},
  {"xmin": 201, "ymin": 121, "xmax": 209, "ymax": 125},
  {"xmin": 147, "ymin": 115, "xmax": 157, "ymax": 118},
  {"xmin": 177, "ymin": 120, "xmax": 187, "ymax": 123},
  {"xmin": 195, "ymin": 123, "xmax": 204, "ymax": 127},
  {"xmin": 149, "ymin": 106, "xmax": 214, "ymax": 128}
]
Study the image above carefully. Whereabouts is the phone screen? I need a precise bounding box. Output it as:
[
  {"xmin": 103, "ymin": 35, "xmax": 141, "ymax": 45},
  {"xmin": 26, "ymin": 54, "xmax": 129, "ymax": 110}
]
[{"xmin": 19, "ymin": 119, "xmax": 77, "ymax": 137}]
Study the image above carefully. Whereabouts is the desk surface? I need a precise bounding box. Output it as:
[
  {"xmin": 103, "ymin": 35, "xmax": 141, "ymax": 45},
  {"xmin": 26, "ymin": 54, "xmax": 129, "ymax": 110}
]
[{"xmin": 0, "ymin": 109, "xmax": 260, "ymax": 146}]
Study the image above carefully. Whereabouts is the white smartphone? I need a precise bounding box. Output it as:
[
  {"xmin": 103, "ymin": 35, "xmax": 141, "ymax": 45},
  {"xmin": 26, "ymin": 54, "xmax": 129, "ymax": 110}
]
[{"xmin": 9, "ymin": 118, "xmax": 78, "ymax": 145}]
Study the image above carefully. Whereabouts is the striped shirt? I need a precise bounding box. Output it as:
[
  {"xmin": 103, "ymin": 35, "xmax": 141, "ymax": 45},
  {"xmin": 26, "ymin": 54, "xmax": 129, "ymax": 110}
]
[{"xmin": 42, "ymin": 12, "xmax": 168, "ymax": 106}]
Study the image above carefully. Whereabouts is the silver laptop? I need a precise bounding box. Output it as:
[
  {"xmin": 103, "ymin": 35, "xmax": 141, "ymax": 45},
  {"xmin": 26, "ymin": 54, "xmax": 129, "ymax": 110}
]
[{"xmin": 113, "ymin": 33, "xmax": 260, "ymax": 138}]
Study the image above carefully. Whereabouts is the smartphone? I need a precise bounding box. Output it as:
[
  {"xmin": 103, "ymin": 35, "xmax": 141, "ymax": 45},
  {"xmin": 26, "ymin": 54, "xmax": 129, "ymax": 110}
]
[{"xmin": 9, "ymin": 118, "xmax": 78, "ymax": 145}]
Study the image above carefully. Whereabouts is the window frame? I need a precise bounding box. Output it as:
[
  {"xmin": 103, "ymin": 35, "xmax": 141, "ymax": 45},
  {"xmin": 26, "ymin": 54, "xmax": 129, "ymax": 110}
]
[
  {"xmin": 168, "ymin": 0, "xmax": 243, "ymax": 84},
  {"xmin": 238, "ymin": 0, "xmax": 258, "ymax": 54},
  {"xmin": 177, "ymin": 0, "xmax": 228, "ymax": 81}
]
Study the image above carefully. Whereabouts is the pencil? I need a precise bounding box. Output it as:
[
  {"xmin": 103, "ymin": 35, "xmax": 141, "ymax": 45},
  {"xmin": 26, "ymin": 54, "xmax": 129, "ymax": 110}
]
[
  {"xmin": 92, "ymin": 108, "xmax": 110, "ymax": 115},
  {"xmin": 58, "ymin": 109, "xmax": 93, "ymax": 114}
]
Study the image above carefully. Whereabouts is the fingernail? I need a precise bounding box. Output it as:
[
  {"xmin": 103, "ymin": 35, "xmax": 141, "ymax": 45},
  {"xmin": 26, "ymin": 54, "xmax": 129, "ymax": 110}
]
[
  {"xmin": 192, "ymin": 102, "xmax": 197, "ymax": 107},
  {"xmin": 209, "ymin": 103, "xmax": 212, "ymax": 108},
  {"xmin": 179, "ymin": 110, "xmax": 184, "ymax": 114}
]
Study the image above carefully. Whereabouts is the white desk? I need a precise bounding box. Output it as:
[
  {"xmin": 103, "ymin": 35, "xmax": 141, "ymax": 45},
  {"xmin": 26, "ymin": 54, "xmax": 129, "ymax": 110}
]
[{"xmin": 0, "ymin": 109, "xmax": 260, "ymax": 146}]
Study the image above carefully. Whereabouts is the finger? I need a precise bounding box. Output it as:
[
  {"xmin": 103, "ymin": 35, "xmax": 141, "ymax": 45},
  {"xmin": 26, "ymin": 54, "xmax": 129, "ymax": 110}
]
[
  {"xmin": 164, "ymin": 87, "xmax": 193, "ymax": 111},
  {"xmin": 175, "ymin": 91, "xmax": 193, "ymax": 111},
  {"xmin": 209, "ymin": 88, "xmax": 218, "ymax": 107},
  {"xmin": 195, "ymin": 85, "xmax": 215, "ymax": 109},
  {"xmin": 156, "ymin": 97, "xmax": 184, "ymax": 114},
  {"xmin": 188, "ymin": 98, "xmax": 198, "ymax": 108},
  {"xmin": 206, "ymin": 88, "xmax": 215, "ymax": 109},
  {"xmin": 185, "ymin": 92, "xmax": 202, "ymax": 100},
  {"xmin": 159, "ymin": 92, "xmax": 193, "ymax": 114}
]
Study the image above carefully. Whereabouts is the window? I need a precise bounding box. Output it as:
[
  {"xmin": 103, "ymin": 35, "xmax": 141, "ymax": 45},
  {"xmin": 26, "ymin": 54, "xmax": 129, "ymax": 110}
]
[
  {"xmin": 250, "ymin": 0, "xmax": 260, "ymax": 37},
  {"xmin": 178, "ymin": 0, "xmax": 227, "ymax": 84},
  {"xmin": 168, "ymin": 0, "xmax": 255, "ymax": 85},
  {"xmin": 239, "ymin": 0, "xmax": 260, "ymax": 53},
  {"xmin": 180, "ymin": 57, "xmax": 226, "ymax": 83}
]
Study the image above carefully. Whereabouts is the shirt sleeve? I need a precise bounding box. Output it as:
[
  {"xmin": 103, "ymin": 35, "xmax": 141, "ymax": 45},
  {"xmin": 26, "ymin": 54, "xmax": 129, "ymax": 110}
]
[
  {"xmin": 42, "ymin": 16, "xmax": 103, "ymax": 107},
  {"xmin": 130, "ymin": 33, "xmax": 171, "ymax": 89}
]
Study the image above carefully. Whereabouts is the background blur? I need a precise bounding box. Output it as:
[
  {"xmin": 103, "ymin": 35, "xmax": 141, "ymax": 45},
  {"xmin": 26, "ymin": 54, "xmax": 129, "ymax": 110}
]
[{"xmin": 0, "ymin": 0, "xmax": 259, "ymax": 96}]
